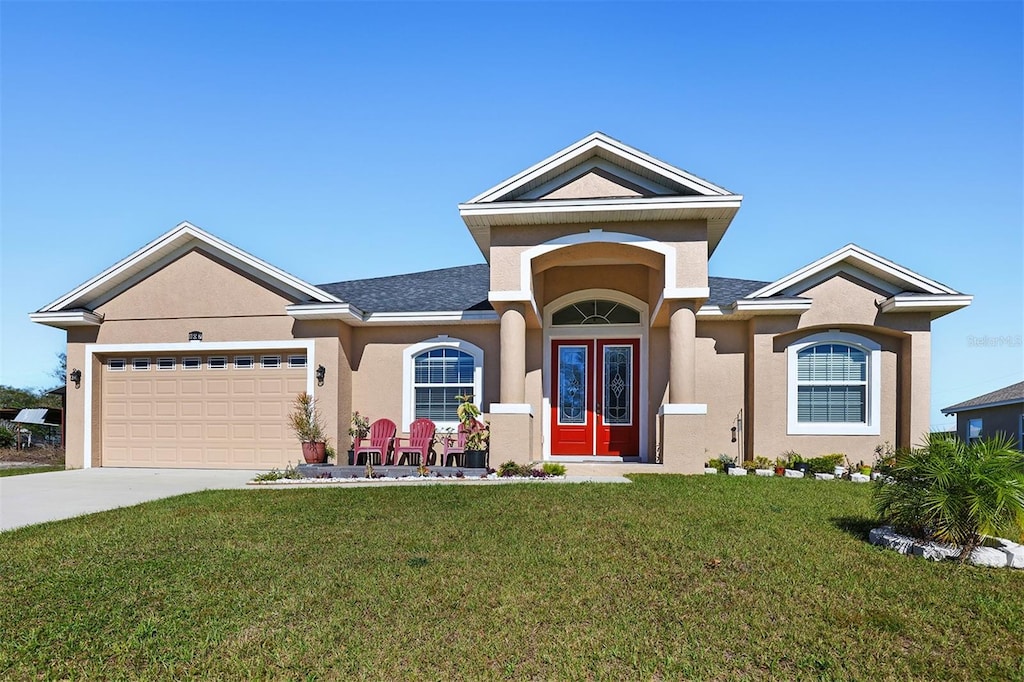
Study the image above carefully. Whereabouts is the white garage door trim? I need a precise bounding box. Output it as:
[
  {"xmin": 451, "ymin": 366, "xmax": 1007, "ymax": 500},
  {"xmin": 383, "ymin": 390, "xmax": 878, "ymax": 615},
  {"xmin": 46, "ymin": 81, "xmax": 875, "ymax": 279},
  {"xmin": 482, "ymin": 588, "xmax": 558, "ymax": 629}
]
[{"xmin": 83, "ymin": 340, "xmax": 316, "ymax": 469}]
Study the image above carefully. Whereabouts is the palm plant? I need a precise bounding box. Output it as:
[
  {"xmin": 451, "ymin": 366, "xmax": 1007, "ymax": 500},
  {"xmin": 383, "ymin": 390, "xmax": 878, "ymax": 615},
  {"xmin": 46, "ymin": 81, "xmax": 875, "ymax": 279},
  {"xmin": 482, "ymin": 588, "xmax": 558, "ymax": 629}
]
[{"xmin": 871, "ymin": 433, "xmax": 1024, "ymax": 555}]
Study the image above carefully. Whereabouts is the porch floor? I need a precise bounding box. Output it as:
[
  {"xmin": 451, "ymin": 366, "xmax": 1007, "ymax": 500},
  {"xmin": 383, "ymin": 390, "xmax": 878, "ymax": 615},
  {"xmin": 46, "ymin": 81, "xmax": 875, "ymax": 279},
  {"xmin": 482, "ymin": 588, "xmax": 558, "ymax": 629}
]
[{"xmin": 297, "ymin": 464, "xmax": 489, "ymax": 479}]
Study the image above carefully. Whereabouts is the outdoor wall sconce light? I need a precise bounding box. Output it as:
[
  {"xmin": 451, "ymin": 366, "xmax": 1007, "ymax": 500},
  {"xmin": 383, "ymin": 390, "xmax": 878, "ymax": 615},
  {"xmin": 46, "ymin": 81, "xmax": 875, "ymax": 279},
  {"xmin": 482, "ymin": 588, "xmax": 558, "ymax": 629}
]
[
  {"xmin": 316, "ymin": 364, "xmax": 326, "ymax": 386},
  {"xmin": 188, "ymin": 331, "xmax": 203, "ymax": 342},
  {"xmin": 70, "ymin": 368, "xmax": 82, "ymax": 388}
]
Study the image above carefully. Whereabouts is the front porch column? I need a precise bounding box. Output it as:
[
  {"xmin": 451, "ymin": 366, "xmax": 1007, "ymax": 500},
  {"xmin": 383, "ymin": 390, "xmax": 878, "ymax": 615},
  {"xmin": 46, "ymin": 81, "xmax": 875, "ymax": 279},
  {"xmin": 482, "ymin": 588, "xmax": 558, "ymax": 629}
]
[
  {"xmin": 499, "ymin": 303, "xmax": 526, "ymax": 403},
  {"xmin": 660, "ymin": 299, "xmax": 705, "ymax": 473},
  {"xmin": 669, "ymin": 301, "xmax": 697, "ymax": 403}
]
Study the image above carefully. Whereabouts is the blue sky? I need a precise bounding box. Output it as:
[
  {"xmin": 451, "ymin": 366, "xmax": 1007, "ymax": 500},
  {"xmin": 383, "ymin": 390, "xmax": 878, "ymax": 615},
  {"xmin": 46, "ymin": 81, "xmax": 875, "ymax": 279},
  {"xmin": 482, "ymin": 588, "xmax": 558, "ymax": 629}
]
[{"xmin": 2, "ymin": 1, "xmax": 1021, "ymax": 428}]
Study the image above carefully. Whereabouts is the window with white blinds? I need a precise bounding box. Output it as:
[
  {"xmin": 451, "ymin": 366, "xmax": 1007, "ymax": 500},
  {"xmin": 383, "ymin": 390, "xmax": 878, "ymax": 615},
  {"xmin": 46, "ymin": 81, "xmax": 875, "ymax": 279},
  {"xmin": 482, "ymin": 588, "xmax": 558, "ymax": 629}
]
[
  {"xmin": 413, "ymin": 348, "xmax": 475, "ymax": 422},
  {"xmin": 787, "ymin": 332, "xmax": 881, "ymax": 436},
  {"xmin": 796, "ymin": 344, "xmax": 867, "ymax": 423}
]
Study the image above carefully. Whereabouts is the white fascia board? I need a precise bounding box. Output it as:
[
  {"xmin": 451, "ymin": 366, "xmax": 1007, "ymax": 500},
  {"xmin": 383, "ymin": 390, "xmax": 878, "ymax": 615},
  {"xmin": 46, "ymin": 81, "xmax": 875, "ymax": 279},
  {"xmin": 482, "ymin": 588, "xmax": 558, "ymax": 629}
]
[
  {"xmin": 287, "ymin": 302, "xmax": 366, "ymax": 322},
  {"xmin": 941, "ymin": 397, "xmax": 1023, "ymax": 415},
  {"xmin": 664, "ymin": 287, "xmax": 711, "ymax": 300},
  {"xmin": 488, "ymin": 290, "xmax": 532, "ymax": 302},
  {"xmin": 364, "ymin": 311, "xmax": 499, "ymax": 325},
  {"xmin": 458, "ymin": 195, "xmax": 742, "ymax": 219},
  {"xmin": 879, "ymin": 294, "xmax": 973, "ymax": 314},
  {"xmin": 489, "ymin": 403, "xmax": 534, "ymax": 415},
  {"xmin": 659, "ymin": 403, "xmax": 708, "ymax": 415},
  {"xmin": 40, "ymin": 221, "xmax": 339, "ymax": 313},
  {"xmin": 29, "ymin": 310, "xmax": 104, "ymax": 328},
  {"xmin": 733, "ymin": 298, "xmax": 813, "ymax": 314},
  {"xmin": 748, "ymin": 244, "xmax": 960, "ymax": 299},
  {"xmin": 466, "ymin": 133, "xmax": 732, "ymax": 204}
]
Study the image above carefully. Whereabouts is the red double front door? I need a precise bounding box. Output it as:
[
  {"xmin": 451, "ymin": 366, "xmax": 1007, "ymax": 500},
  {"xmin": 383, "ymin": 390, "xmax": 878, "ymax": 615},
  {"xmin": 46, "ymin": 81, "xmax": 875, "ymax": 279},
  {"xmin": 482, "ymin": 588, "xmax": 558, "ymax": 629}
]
[{"xmin": 551, "ymin": 338, "xmax": 640, "ymax": 456}]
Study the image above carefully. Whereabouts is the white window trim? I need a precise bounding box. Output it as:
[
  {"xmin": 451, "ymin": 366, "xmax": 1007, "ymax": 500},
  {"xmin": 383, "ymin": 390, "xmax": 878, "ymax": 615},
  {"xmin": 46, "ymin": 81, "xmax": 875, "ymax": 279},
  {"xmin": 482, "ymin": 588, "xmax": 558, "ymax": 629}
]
[
  {"xmin": 234, "ymin": 355, "xmax": 254, "ymax": 370},
  {"xmin": 401, "ymin": 336, "xmax": 484, "ymax": 432},
  {"xmin": 156, "ymin": 357, "xmax": 175, "ymax": 371},
  {"xmin": 208, "ymin": 356, "xmax": 228, "ymax": 370},
  {"xmin": 261, "ymin": 355, "xmax": 281, "ymax": 369},
  {"xmin": 288, "ymin": 355, "xmax": 307, "ymax": 368},
  {"xmin": 108, "ymin": 358, "xmax": 126, "ymax": 372},
  {"xmin": 787, "ymin": 331, "xmax": 881, "ymax": 436},
  {"xmin": 131, "ymin": 358, "xmax": 151, "ymax": 371},
  {"xmin": 182, "ymin": 357, "xmax": 201, "ymax": 370}
]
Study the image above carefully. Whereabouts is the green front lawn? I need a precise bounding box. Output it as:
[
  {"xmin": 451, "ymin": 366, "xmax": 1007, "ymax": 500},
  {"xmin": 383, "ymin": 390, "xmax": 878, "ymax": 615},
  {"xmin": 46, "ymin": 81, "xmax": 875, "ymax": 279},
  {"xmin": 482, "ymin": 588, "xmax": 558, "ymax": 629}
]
[
  {"xmin": 1, "ymin": 475, "xmax": 1021, "ymax": 679},
  {"xmin": 0, "ymin": 465, "xmax": 63, "ymax": 478}
]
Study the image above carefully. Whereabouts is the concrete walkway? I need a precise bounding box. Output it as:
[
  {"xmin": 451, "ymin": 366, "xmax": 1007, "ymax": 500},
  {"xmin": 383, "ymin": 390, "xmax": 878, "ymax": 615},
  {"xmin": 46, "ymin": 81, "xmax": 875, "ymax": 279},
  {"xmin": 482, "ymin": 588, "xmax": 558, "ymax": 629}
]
[{"xmin": 0, "ymin": 468, "xmax": 260, "ymax": 533}]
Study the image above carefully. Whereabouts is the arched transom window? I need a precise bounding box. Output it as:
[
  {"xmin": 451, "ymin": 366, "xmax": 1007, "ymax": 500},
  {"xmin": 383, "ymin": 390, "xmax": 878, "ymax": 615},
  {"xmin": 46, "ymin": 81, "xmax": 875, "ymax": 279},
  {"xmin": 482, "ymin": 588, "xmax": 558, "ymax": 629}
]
[{"xmin": 551, "ymin": 299, "xmax": 641, "ymax": 326}]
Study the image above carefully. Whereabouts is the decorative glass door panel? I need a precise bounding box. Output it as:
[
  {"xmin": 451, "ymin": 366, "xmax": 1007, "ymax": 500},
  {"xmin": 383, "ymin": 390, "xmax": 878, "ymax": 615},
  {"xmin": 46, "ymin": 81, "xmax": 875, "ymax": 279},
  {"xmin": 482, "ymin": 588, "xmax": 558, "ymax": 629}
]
[{"xmin": 551, "ymin": 338, "xmax": 639, "ymax": 457}]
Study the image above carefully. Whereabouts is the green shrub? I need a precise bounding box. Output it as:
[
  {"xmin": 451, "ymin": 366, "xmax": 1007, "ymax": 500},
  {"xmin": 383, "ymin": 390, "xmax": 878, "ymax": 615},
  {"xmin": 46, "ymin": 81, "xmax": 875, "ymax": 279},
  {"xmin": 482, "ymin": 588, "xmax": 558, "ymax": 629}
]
[
  {"xmin": 753, "ymin": 456, "xmax": 773, "ymax": 470},
  {"xmin": 781, "ymin": 450, "xmax": 802, "ymax": 468},
  {"xmin": 541, "ymin": 462, "xmax": 567, "ymax": 477},
  {"xmin": 707, "ymin": 459, "xmax": 723, "ymax": 472},
  {"xmin": 871, "ymin": 434, "xmax": 1024, "ymax": 551},
  {"xmin": 0, "ymin": 425, "xmax": 15, "ymax": 448}
]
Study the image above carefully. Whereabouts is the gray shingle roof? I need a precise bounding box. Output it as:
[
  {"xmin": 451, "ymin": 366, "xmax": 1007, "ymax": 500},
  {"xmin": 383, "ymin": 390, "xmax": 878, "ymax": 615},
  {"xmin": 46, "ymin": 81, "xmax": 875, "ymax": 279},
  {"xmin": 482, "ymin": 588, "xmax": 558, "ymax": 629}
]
[
  {"xmin": 942, "ymin": 381, "xmax": 1024, "ymax": 414},
  {"xmin": 318, "ymin": 266, "xmax": 768, "ymax": 313}
]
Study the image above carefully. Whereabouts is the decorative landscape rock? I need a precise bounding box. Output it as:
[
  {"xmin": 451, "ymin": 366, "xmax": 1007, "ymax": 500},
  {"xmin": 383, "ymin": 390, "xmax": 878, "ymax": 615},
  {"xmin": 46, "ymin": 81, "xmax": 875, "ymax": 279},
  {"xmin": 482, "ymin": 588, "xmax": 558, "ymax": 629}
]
[
  {"xmin": 704, "ymin": 467, "xmax": 717, "ymax": 475},
  {"xmin": 755, "ymin": 468, "xmax": 773, "ymax": 477},
  {"xmin": 728, "ymin": 467, "xmax": 748, "ymax": 476},
  {"xmin": 869, "ymin": 525, "xmax": 1022, "ymax": 569},
  {"xmin": 784, "ymin": 469, "xmax": 804, "ymax": 478},
  {"xmin": 850, "ymin": 473, "xmax": 870, "ymax": 483},
  {"xmin": 814, "ymin": 473, "xmax": 835, "ymax": 481}
]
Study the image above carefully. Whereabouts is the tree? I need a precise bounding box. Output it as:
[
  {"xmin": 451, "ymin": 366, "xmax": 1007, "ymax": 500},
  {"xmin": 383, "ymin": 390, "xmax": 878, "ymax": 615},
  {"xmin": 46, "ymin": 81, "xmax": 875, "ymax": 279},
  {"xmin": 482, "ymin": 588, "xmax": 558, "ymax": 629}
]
[
  {"xmin": 872, "ymin": 433, "xmax": 1024, "ymax": 554},
  {"xmin": 50, "ymin": 352, "xmax": 67, "ymax": 386}
]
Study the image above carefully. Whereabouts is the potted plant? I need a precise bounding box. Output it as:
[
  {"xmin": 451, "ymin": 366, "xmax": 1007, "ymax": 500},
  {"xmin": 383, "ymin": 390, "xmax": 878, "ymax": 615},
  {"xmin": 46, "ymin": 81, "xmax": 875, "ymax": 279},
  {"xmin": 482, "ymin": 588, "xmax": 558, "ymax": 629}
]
[
  {"xmin": 717, "ymin": 453, "xmax": 737, "ymax": 473},
  {"xmin": 347, "ymin": 411, "xmax": 371, "ymax": 465},
  {"xmin": 456, "ymin": 394, "xmax": 489, "ymax": 469},
  {"xmin": 289, "ymin": 392, "xmax": 330, "ymax": 464},
  {"xmin": 773, "ymin": 457, "xmax": 787, "ymax": 477}
]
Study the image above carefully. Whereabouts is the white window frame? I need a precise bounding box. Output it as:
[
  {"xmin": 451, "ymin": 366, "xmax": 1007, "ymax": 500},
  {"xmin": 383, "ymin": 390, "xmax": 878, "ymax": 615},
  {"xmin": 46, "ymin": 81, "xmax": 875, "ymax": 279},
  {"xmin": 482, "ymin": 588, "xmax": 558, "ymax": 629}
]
[
  {"xmin": 131, "ymin": 358, "xmax": 151, "ymax": 371},
  {"xmin": 261, "ymin": 355, "xmax": 281, "ymax": 369},
  {"xmin": 108, "ymin": 358, "xmax": 126, "ymax": 372},
  {"xmin": 208, "ymin": 356, "xmax": 228, "ymax": 370},
  {"xmin": 182, "ymin": 357, "xmax": 201, "ymax": 370},
  {"xmin": 288, "ymin": 355, "xmax": 307, "ymax": 369},
  {"xmin": 156, "ymin": 357, "xmax": 176, "ymax": 371},
  {"xmin": 234, "ymin": 356, "xmax": 254, "ymax": 370},
  {"xmin": 787, "ymin": 331, "xmax": 881, "ymax": 436},
  {"xmin": 401, "ymin": 336, "xmax": 483, "ymax": 431},
  {"xmin": 967, "ymin": 417, "xmax": 983, "ymax": 443}
]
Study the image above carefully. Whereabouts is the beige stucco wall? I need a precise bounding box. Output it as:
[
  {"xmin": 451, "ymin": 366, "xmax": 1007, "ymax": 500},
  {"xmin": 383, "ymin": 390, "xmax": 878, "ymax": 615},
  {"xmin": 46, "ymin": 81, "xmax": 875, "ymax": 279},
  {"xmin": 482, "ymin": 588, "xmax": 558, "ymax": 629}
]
[
  {"xmin": 695, "ymin": 321, "xmax": 747, "ymax": 463},
  {"xmin": 488, "ymin": 220, "xmax": 708, "ymax": 293}
]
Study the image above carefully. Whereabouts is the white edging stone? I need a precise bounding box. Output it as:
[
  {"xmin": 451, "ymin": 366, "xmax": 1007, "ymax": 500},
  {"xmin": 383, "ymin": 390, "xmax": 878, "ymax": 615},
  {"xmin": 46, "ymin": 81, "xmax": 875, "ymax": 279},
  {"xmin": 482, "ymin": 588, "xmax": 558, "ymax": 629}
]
[
  {"xmin": 814, "ymin": 473, "xmax": 835, "ymax": 481},
  {"xmin": 727, "ymin": 467, "xmax": 748, "ymax": 476},
  {"xmin": 784, "ymin": 469, "xmax": 804, "ymax": 478},
  {"xmin": 704, "ymin": 467, "xmax": 717, "ymax": 475},
  {"xmin": 869, "ymin": 526, "xmax": 1021, "ymax": 569},
  {"xmin": 850, "ymin": 473, "xmax": 870, "ymax": 483},
  {"xmin": 755, "ymin": 468, "xmax": 773, "ymax": 477}
]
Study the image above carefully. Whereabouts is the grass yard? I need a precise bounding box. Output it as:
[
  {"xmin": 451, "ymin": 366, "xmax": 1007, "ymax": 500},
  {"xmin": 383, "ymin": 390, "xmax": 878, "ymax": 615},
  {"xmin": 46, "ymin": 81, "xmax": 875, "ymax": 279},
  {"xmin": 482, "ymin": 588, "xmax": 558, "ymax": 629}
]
[
  {"xmin": 1, "ymin": 475, "xmax": 1021, "ymax": 680},
  {"xmin": 0, "ymin": 465, "xmax": 64, "ymax": 478}
]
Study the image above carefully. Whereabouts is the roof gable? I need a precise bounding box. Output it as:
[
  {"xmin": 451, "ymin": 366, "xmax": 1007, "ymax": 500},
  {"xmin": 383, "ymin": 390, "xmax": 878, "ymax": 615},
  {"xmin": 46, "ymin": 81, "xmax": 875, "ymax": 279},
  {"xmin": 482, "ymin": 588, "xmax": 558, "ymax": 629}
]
[
  {"xmin": 466, "ymin": 132, "xmax": 732, "ymax": 204},
  {"xmin": 747, "ymin": 244, "xmax": 962, "ymax": 299},
  {"xmin": 35, "ymin": 221, "xmax": 339, "ymax": 314},
  {"xmin": 942, "ymin": 381, "xmax": 1024, "ymax": 414}
]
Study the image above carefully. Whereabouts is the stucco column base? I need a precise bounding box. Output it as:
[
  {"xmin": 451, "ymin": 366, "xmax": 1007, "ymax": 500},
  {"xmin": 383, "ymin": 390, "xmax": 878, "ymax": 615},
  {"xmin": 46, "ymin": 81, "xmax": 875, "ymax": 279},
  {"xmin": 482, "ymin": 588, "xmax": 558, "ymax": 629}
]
[
  {"xmin": 658, "ymin": 411, "xmax": 708, "ymax": 474},
  {"xmin": 487, "ymin": 411, "xmax": 534, "ymax": 466}
]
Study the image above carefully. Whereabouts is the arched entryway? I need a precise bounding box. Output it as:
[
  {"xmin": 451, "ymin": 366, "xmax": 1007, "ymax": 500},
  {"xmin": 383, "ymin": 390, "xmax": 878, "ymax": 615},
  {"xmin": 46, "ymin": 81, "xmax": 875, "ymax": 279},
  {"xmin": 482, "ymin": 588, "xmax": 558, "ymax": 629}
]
[{"xmin": 543, "ymin": 290, "xmax": 648, "ymax": 461}]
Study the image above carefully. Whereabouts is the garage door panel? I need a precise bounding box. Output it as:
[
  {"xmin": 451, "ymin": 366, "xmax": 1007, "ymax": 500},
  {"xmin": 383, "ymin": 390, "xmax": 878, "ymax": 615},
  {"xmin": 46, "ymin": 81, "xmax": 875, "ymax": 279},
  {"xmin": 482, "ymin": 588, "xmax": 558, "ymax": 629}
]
[{"xmin": 101, "ymin": 350, "xmax": 308, "ymax": 469}]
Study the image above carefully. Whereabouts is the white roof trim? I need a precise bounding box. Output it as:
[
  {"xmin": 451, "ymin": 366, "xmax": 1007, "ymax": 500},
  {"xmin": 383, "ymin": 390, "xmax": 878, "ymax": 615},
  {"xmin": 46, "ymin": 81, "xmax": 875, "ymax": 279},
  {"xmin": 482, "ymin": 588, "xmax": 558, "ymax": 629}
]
[
  {"xmin": 466, "ymin": 132, "xmax": 733, "ymax": 204},
  {"xmin": 879, "ymin": 293, "xmax": 973, "ymax": 314},
  {"xmin": 459, "ymin": 195, "xmax": 742, "ymax": 218},
  {"xmin": 748, "ymin": 244, "xmax": 961, "ymax": 299},
  {"xmin": 733, "ymin": 298, "xmax": 813, "ymax": 314},
  {"xmin": 29, "ymin": 310, "xmax": 104, "ymax": 328},
  {"xmin": 37, "ymin": 221, "xmax": 340, "ymax": 313},
  {"xmin": 287, "ymin": 303, "xmax": 499, "ymax": 327}
]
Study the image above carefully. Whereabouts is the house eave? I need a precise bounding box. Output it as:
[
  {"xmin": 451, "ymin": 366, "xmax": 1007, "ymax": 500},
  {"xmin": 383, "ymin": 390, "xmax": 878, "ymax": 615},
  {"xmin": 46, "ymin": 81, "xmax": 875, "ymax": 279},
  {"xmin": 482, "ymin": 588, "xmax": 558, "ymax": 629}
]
[
  {"xmin": 879, "ymin": 294, "xmax": 973, "ymax": 318},
  {"xmin": 29, "ymin": 310, "xmax": 104, "ymax": 329},
  {"xmin": 941, "ymin": 397, "xmax": 1024, "ymax": 415},
  {"xmin": 287, "ymin": 303, "xmax": 499, "ymax": 327}
]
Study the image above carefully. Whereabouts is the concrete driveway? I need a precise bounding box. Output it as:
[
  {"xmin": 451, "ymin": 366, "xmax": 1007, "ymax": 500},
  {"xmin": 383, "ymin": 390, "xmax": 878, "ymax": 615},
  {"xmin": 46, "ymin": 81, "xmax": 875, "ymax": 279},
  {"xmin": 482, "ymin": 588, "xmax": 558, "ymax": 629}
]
[{"xmin": 0, "ymin": 468, "xmax": 261, "ymax": 533}]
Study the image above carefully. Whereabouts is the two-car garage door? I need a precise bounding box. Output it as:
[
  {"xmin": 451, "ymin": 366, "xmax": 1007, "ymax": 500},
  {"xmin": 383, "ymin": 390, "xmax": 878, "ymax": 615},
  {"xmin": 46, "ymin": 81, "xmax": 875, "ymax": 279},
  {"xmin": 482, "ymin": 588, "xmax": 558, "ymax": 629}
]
[{"xmin": 101, "ymin": 352, "xmax": 309, "ymax": 469}]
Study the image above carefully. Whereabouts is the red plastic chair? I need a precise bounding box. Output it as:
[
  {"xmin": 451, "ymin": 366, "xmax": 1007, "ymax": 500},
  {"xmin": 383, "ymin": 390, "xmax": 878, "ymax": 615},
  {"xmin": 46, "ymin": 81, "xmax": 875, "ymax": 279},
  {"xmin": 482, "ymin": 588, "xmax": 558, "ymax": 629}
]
[
  {"xmin": 353, "ymin": 418, "xmax": 396, "ymax": 466},
  {"xmin": 442, "ymin": 421, "xmax": 481, "ymax": 467},
  {"xmin": 394, "ymin": 418, "xmax": 437, "ymax": 466}
]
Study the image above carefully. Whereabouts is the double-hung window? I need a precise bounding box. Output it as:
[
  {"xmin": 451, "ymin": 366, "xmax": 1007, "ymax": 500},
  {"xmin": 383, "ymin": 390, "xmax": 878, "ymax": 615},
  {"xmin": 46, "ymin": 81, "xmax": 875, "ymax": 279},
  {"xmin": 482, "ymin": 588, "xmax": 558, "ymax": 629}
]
[{"xmin": 402, "ymin": 337, "xmax": 484, "ymax": 431}]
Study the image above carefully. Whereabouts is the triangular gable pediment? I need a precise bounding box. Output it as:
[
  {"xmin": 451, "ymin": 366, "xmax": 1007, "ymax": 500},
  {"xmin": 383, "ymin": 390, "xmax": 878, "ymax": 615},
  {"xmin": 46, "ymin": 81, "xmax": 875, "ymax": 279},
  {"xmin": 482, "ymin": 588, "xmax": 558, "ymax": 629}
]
[
  {"xmin": 35, "ymin": 221, "xmax": 339, "ymax": 314},
  {"xmin": 747, "ymin": 244, "xmax": 962, "ymax": 299},
  {"xmin": 465, "ymin": 132, "xmax": 733, "ymax": 204}
]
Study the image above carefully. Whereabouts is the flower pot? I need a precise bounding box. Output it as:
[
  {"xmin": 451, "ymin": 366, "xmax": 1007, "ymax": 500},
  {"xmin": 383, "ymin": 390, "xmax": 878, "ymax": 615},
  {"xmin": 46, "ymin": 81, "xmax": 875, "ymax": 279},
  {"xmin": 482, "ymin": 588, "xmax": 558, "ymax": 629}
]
[
  {"xmin": 794, "ymin": 462, "xmax": 810, "ymax": 474},
  {"xmin": 464, "ymin": 449, "xmax": 488, "ymax": 469},
  {"xmin": 347, "ymin": 449, "xmax": 356, "ymax": 466},
  {"xmin": 301, "ymin": 441, "xmax": 327, "ymax": 464},
  {"xmin": 774, "ymin": 466, "xmax": 786, "ymax": 476}
]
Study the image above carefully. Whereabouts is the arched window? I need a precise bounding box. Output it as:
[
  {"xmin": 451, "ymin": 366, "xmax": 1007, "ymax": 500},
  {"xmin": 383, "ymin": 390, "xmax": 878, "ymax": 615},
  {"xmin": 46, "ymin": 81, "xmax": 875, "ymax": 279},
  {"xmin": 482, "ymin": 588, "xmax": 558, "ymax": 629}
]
[
  {"xmin": 551, "ymin": 299, "xmax": 640, "ymax": 326},
  {"xmin": 402, "ymin": 337, "xmax": 483, "ymax": 430},
  {"xmin": 787, "ymin": 332, "xmax": 881, "ymax": 435}
]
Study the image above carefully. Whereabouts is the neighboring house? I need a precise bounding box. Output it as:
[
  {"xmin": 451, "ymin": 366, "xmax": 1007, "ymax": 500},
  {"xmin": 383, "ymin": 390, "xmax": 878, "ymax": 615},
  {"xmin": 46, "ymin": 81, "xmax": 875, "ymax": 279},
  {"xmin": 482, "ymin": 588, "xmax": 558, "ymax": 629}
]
[
  {"xmin": 30, "ymin": 133, "xmax": 973, "ymax": 472},
  {"xmin": 942, "ymin": 381, "xmax": 1024, "ymax": 449}
]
